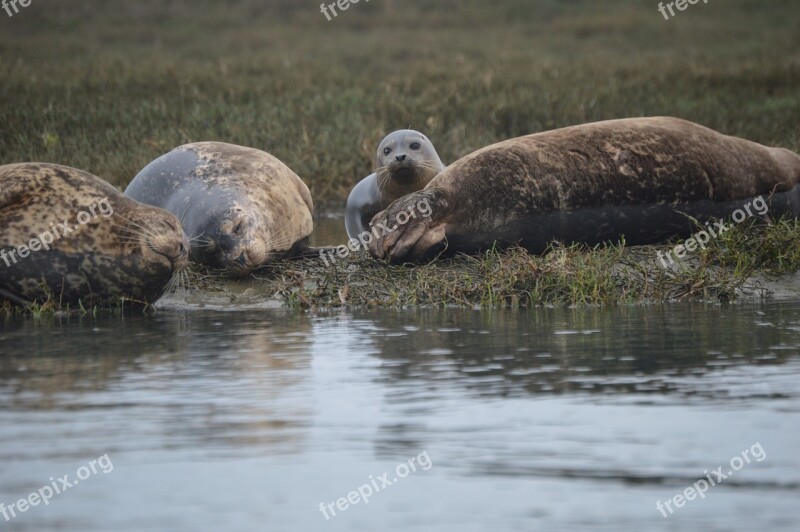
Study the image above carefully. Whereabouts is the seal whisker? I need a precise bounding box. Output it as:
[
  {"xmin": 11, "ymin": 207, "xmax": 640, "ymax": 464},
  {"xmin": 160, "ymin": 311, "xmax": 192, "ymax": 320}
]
[{"xmin": 112, "ymin": 218, "xmax": 161, "ymax": 243}]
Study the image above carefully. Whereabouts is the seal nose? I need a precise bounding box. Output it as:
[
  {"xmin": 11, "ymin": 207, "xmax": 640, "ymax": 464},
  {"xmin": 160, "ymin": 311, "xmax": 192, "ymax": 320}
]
[
  {"xmin": 396, "ymin": 154, "xmax": 407, "ymax": 162},
  {"xmin": 236, "ymin": 251, "xmax": 248, "ymax": 267}
]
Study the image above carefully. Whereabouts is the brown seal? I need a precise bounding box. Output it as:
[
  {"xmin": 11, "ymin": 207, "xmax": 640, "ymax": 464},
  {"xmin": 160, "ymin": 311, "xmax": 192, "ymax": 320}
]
[
  {"xmin": 125, "ymin": 142, "xmax": 316, "ymax": 276},
  {"xmin": 368, "ymin": 117, "xmax": 800, "ymax": 262},
  {"xmin": 0, "ymin": 163, "xmax": 189, "ymax": 307}
]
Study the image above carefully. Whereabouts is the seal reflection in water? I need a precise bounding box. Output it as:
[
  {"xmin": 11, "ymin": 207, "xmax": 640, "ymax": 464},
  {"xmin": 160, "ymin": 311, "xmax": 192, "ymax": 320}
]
[
  {"xmin": 0, "ymin": 163, "xmax": 190, "ymax": 307},
  {"xmin": 345, "ymin": 130, "xmax": 445, "ymax": 240},
  {"xmin": 125, "ymin": 142, "xmax": 315, "ymax": 276},
  {"xmin": 369, "ymin": 117, "xmax": 800, "ymax": 262}
]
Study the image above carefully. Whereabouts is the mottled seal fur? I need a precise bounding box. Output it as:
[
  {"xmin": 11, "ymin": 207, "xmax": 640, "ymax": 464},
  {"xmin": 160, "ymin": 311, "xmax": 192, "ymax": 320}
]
[
  {"xmin": 345, "ymin": 130, "xmax": 444, "ymax": 239},
  {"xmin": 368, "ymin": 117, "xmax": 800, "ymax": 262},
  {"xmin": 125, "ymin": 142, "xmax": 315, "ymax": 276},
  {"xmin": 0, "ymin": 163, "xmax": 189, "ymax": 306}
]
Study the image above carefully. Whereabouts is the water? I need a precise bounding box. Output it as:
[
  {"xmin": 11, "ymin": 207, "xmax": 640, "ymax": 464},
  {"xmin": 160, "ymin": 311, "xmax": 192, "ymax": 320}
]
[{"xmin": 1, "ymin": 302, "xmax": 799, "ymax": 531}]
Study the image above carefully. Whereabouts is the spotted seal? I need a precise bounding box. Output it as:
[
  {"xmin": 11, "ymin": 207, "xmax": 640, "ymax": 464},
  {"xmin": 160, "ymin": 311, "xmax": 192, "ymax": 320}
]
[
  {"xmin": 0, "ymin": 163, "xmax": 189, "ymax": 306},
  {"xmin": 368, "ymin": 117, "xmax": 800, "ymax": 262},
  {"xmin": 345, "ymin": 130, "xmax": 444, "ymax": 240},
  {"xmin": 125, "ymin": 142, "xmax": 316, "ymax": 276}
]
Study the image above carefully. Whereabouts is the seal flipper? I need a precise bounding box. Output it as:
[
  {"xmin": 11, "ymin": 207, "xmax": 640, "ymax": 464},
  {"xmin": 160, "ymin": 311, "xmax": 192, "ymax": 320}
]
[{"xmin": 369, "ymin": 188, "xmax": 450, "ymax": 262}]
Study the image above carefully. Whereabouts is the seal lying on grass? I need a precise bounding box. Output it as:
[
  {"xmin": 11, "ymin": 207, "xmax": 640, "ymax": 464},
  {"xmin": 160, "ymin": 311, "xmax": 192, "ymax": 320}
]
[
  {"xmin": 126, "ymin": 142, "xmax": 316, "ymax": 276},
  {"xmin": 0, "ymin": 163, "xmax": 189, "ymax": 307},
  {"xmin": 368, "ymin": 117, "xmax": 800, "ymax": 262},
  {"xmin": 345, "ymin": 130, "xmax": 444, "ymax": 240}
]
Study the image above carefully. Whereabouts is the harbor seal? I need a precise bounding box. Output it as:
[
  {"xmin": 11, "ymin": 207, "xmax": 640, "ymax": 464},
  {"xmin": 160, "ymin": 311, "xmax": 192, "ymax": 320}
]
[
  {"xmin": 0, "ymin": 163, "xmax": 189, "ymax": 307},
  {"xmin": 368, "ymin": 117, "xmax": 800, "ymax": 262},
  {"xmin": 125, "ymin": 142, "xmax": 316, "ymax": 276},
  {"xmin": 345, "ymin": 130, "xmax": 444, "ymax": 240}
]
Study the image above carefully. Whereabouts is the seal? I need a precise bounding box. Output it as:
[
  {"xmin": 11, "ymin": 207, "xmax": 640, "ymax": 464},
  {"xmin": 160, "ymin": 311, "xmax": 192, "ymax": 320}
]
[
  {"xmin": 0, "ymin": 163, "xmax": 190, "ymax": 307},
  {"xmin": 345, "ymin": 130, "xmax": 444, "ymax": 240},
  {"xmin": 368, "ymin": 117, "xmax": 800, "ymax": 262},
  {"xmin": 125, "ymin": 142, "xmax": 316, "ymax": 276}
]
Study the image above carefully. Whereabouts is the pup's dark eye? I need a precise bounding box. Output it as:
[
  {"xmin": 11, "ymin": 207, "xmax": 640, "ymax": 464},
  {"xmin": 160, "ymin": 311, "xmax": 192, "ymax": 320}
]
[
  {"xmin": 233, "ymin": 221, "xmax": 244, "ymax": 234},
  {"xmin": 410, "ymin": 142, "xmax": 421, "ymax": 150},
  {"xmin": 383, "ymin": 147, "xmax": 392, "ymax": 156}
]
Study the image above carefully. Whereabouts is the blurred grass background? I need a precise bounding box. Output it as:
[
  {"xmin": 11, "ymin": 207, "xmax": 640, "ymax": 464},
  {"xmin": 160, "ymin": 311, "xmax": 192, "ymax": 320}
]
[{"xmin": 0, "ymin": 0, "xmax": 798, "ymax": 210}]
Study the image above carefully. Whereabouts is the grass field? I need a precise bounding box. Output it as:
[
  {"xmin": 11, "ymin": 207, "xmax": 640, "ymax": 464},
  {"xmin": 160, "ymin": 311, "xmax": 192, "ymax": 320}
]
[
  {"xmin": 1, "ymin": 0, "xmax": 798, "ymax": 209},
  {"xmin": 1, "ymin": 0, "xmax": 799, "ymax": 309}
]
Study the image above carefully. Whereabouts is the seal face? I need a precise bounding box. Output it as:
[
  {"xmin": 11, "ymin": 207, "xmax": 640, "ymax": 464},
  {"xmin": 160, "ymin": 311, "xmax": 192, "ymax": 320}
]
[
  {"xmin": 0, "ymin": 163, "xmax": 190, "ymax": 306},
  {"xmin": 125, "ymin": 142, "xmax": 315, "ymax": 276},
  {"xmin": 345, "ymin": 130, "xmax": 444, "ymax": 240},
  {"xmin": 368, "ymin": 117, "xmax": 800, "ymax": 262}
]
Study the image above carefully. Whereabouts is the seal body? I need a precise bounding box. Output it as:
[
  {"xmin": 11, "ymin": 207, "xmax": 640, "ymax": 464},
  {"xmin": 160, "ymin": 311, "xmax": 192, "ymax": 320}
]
[
  {"xmin": 0, "ymin": 163, "xmax": 189, "ymax": 306},
  {"xmin": 125, "ymin": 142, "xmax": 315, "ymax": 276},
  {"xmin": 368, "ymin": 117, "xmax": 800, "ymax": 262},
  {"xmin": 345, "ymin": 130, "xmax": 444, "ymax": 239}
]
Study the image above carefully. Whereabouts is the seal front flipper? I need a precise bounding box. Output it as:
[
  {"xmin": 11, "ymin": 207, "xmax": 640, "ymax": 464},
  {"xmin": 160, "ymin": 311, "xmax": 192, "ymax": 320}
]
[{"xmin": 369, "ymin": 188, "xmax": 450, "ymax": 263}]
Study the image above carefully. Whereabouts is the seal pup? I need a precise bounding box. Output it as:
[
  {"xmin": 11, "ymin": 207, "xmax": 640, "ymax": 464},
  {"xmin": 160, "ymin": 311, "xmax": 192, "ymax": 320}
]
[
  {"xmin": 0, "ymin": 163, "xmax": 189, "ymax": 307},
  {"xmin": 345, "ymin": 130, "xmax": 444, "ymax": 240},
  {"xmin": 368, "ymin": 117, "xmax": 800, "ymax": 262},
  {"xmin": 125, "ymin": 142, "xmax": 316, "ymax": 276}
]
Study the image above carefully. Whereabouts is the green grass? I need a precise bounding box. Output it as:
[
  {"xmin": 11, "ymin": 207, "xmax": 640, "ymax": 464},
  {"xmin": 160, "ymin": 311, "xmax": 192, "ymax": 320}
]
[
  {"xmin": 1, "ymin": 0, "xmax": 798, "ymax": 208},
  {"xmin": 175, "ymin": 220, "xmax": 795, "ymax": 309}
]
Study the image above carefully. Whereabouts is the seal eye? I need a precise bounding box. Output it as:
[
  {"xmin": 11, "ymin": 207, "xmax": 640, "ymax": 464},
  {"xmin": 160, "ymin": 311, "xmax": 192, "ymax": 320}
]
[
  {"xmin": 233, "ymin": 221, "xmax": 244, "ymax": 234},
  {"xmin": 383, "ymin": 147, "xmax": 392, "ymax": 156},
  {"xmin": 410, "ymin": 142, "xmax": 421, "ymax": 150}
]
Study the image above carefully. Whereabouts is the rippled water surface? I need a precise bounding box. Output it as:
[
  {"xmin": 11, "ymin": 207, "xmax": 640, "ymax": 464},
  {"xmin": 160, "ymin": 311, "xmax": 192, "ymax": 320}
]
[{"xmin": 1, "ymin": 302, "xmax": 800, "ymax": 531}]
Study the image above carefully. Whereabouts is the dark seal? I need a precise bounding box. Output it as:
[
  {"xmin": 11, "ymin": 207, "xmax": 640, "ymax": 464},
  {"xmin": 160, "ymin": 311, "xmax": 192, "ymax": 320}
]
[
  {"xmin": 368, "ymin": 117, "xmax": 800, "ymax": 262},
  {"xmin": 345, "ymin": 130, "xmax": 444, "ymax": 240},
  {"xmin": 0, "ymin": 163, "xmax": 189, "ymax": 307},
  {"xmin": 125, "ymin": 142, "xmax": 316, "ymax": 276}
]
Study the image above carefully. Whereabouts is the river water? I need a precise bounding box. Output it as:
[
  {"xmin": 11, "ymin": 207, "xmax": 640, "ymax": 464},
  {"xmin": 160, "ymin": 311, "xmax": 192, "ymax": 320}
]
[{"xmin": 1, "ymin": 300, "xmax": 799, "ymax": 531}]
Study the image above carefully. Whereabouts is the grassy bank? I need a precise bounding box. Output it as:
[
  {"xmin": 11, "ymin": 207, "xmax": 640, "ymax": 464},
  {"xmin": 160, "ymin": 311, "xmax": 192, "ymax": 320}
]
[
  {"xmin": 184, "ymin": 219, "xmax": 800, "ymax": 309},
  {"xmin": 1, "ymin": 0, "xmax": 798, "ymax": 209}
]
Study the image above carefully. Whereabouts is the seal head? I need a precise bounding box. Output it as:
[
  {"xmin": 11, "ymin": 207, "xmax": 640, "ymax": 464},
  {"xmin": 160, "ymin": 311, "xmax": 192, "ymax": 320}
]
[
  {"xmin": 125, "ymin": 142, "xmax": 315, "ymax": 277},
  {"xmin": 0, "ymin": 163, "xmax": 189, "ymax": 306},
  {"xmin": 345, "ymin": 130, "xmax": 445, "ymax": 240}
]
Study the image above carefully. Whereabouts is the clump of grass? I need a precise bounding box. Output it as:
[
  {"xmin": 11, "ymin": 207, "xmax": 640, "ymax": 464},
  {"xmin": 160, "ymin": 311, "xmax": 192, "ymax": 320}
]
[
  {"xmin": 231, "ymin": 220, "xmax": 800, "ymax": 309},
  {"xmin": 700, "ymin": 218, "xmax": 800, "ymax": 275}
]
